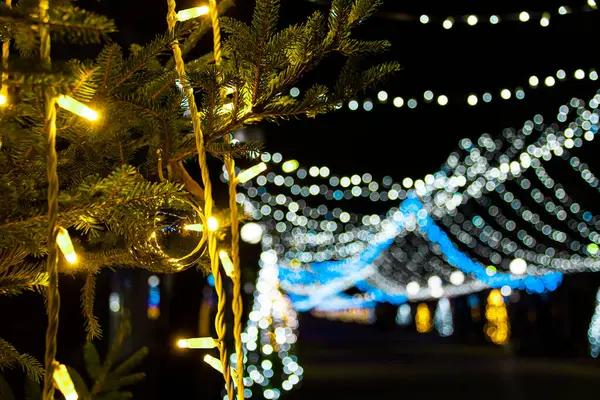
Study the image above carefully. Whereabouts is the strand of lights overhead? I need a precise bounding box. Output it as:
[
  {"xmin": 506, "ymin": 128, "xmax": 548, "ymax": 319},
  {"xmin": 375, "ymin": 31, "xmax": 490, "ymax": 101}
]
[
  {"xmin": 417, "ymin": 3, "xmax": 597, "ymax": 29},
  {"xmin": 286, "ymin": 68, "xmax": 599, "ymax": 112},
  {"xmin": 434, "ymin": 298, "xmax": 454, "ymax": 337},
  {"xmin": 311, "ymin": 308, "xmax": 376, "ymax": 324}
]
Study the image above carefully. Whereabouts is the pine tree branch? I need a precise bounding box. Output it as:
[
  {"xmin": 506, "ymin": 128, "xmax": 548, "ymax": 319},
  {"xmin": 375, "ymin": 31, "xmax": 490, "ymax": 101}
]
[{"xmin": 81, "ymin": 272, "xmax": 103, "ymax": 341}]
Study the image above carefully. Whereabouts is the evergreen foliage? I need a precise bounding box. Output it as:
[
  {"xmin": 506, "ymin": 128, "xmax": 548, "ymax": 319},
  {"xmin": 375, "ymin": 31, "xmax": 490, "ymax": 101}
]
[{"xmin": 0, "ymin": 0, "xmax": 398, "ymax": 387}]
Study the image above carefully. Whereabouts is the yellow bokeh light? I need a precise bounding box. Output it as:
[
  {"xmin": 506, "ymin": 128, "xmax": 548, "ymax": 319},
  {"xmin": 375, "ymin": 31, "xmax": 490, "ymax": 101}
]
[
  {"xmin": 282, "ymin": 160, "xmax": 299, "ymax": 173},
  {"xmin": 484, "ymin": 289, "xmax": 510, "ymax": 345},
  {"xmin": 237, "ymin": 162, "xmax": 267, "ymax": 183},
  {"xmin": 416, "ymin": 303, "xmax": 432, "ymax": 333},
  {"xmin": 178, "ymin": 337, "xmax": 217, "ymax": 349},
  {"xmin": 53, "ymin": 362, "xmax": 78, "ymax": 400}
]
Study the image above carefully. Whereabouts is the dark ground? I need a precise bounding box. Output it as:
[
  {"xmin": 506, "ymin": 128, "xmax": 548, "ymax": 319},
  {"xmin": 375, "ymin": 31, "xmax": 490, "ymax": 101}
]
[{"xmin": 287, "ymin": 315, "xmax": 600, "ymax": 400}]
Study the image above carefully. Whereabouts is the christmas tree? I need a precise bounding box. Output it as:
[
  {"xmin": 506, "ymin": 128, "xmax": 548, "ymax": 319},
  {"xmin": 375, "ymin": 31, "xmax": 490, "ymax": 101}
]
[{"xmin": 0, "ymin": 0, "xmax": 399, "ymax": 397}]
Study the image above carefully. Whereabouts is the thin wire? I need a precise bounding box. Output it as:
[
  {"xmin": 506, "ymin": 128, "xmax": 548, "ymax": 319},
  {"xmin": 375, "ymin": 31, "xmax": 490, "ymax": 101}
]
[
  {"xmin": 166, "ymin": 2, "xmax": 234, "ymax": 398},
  {"xmin": 39, "ymin": 0, "xmax": 60, "ymax": 398},
  {"xmin": 208, "ymin": 0, "xmax": 245, "ymax": 397}
]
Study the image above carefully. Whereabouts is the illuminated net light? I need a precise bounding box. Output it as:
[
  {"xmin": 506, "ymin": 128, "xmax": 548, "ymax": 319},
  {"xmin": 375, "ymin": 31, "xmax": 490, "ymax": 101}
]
[
  {"xmin": 484, "ymin": 289, "xmax": 510, "ymax": 345},
  {"xmin": 449, "ymin": 270, "xmax": 465, "ymax": 285},
  {"xmin": 177, "ymin": 5, "xmax": 209, "ymax": 21},
  {"xmin": 363, "ymin": 100, "xmax": 373, "ymax": 111},
  {"xmin": 423, "ymin": 90, "xmax": 434, "ymax": 101},
  {"xmin": 393, "ymin": 97, "xmax": 404, "ymax": 107},
  {"xmin": 178, "ymin": 337, "xmax": 217, "ymax": 349},
  {"xmin": 109, "ymin": 292, "xmax": 120, "ymax": 313},
  {"xmin": 428, "ymin": 275, "xmax": 442, "ymax": 288},
  {"xmin": 545, "ymin": 76, "xmax": 556, "ymax": 87},
  {"xmin": 588, "ymin": 243, "xmax": 600, "ymax": 255},
  {"xmin": 558, "ymin": 6, "xmax": 569, "ymax": 15},
  {"xmin": 207, "ymin": 217, "xmax": 219, "ymax": 232},
  {"xmin": 540, "ymin": 12, "xmax": 550, "ymax": 26},
  {"xmin": 518, "ymin": 11, "xmax": 530, "ymax": 22},
  {"xmin": 53, "ymin": 362, "xmax": 78, "ymax": 400},
  {"xmin": 575, "ymin": 69, "xmax": 586, "ymax": 80},
  {"xmin": 348, "ymin": 100, "xmax": 358, "ymax": 110},
  {"xmin": 467, "ymin": 94, "xmax": 478, "ymax": 106},
  {"xmin": 585, "ymin": 131, "xmax": 594, "ymax": 141},
  {"xmin": 489, "ymin": 15, "xmax": 499, "ymax": 24},
  {"xmin": 402, "ymin": 177, "xmax": 414, "ymax": 188},
  {"xmin": 419, "ymin": 14, "xmax": 429, "ymax": 24},
  {"xmin": 56, "ymin": 95, "xmax": 98, "ymax": 121},
  {"xmin": 434, "ymin": 298, "xmax": 454, "ymax": 337},
  {"xmin": 406, "ymin": 281, "xmax": 420, "ymax": 295},
  {"xmin": 442, "ymin": 17, "xmax": 454, "ymax": 29},
  {"xmin": 281, "ymin": 159, "xmax": 299, "ymax": 173},
  {"xmin": 509, "ymin": 258, "xmax": 527, "ymax": 275},
  {"xmin": 241, "ymin": 222, "xmax": 263, "ymax": 244},
  {"xmin": 407, "ymin": 99, "xmax": 417, "ymax": 109},
  {"xmin": 396, "ymin": 304, "xmax": 412, "ymax": 326},
  {"xmin": 500, "ymin": 285, "xmax": 512, "ymax": 297},
  {"xmin": 237, "ymin": 162, "xmax": 267, "ymax": 183},
  {"xmin": 482, "ymin": 93, "xmax": 492, "ymax": 103},
  {"xmin": 309, "ymin": 166, "xmax": 319, "ymax": 177},
  {"xmin": 416, "ymin": 303, "xmax": 432, "ymax": 333},
  {"xmin": 590, "ymin": 70, "xmax": 599, "ymax": 81},
  {"xmin": 289, "ymin": 87, "xmax": 300, "ymax": 97},
  {"xmin": 467, "ymin": 15, "xmax": 478, "ymax": 26},
  {"xmin": 556, "ymin": 69, "xmax": 566, "ymax": 80},
  {"xmin": 377, "ymin": 91, "xmax": 388, "ymax": 102},
  {"xmin": 589, "ymin": 287, "xmax": 600, "ymax": 357},
  {"xmin": 319, "ymin": 167, "xmax": 330, "ymax": 177},
  {"xmin": 437, "ymin": 95, "xmax": 448, "ymax": 106},
  {"xmin": 500, "ymin": 89, "xmax": 511, "ymax": 100},
  {"xmin": 204, "ymin": 354, "xmax": 224, "ymax": 373},
  {"xmin": 56, "ymin": 227, "xmax": 77, "ymax": 264}
]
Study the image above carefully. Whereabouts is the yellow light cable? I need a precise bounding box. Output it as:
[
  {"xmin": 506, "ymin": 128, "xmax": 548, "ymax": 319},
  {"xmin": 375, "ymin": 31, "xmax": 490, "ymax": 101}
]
[
  {"xmin": 0, "ymin": 0, "xmax": 10, "ymax": 108},
  {"xmin": 208, "ymin": 0, "xmax": 245, "ymax": 395},
  {"xmin": 165, "ymin": 1, "xmax": 233, "ymax": 397},
  {"xmin": 39, "ymin": 0, "xmax": 60, "ymax": 398}
]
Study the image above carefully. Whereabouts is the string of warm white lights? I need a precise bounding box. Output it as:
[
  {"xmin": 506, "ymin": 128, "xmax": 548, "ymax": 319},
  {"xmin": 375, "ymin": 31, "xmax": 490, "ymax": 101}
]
[
  {"xmin": 416, "ymin": 2, "xmax": 598, "ymax": 29},
  {"xmin": 287, "ymin": 68, "xmax": 599, "ymax": 112}
]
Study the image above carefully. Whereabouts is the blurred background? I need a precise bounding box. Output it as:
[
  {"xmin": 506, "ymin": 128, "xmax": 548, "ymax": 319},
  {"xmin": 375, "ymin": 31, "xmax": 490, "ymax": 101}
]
[{"xmin": 3, "ymin": 0, "xmax": 600, "ymax": 399}]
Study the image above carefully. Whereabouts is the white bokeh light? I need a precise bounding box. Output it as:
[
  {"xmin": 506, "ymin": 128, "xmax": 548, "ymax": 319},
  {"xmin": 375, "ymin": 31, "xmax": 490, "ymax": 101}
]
[{"xmin": 241, "ymin": 222, "xmax": 264, "ymax": 244}]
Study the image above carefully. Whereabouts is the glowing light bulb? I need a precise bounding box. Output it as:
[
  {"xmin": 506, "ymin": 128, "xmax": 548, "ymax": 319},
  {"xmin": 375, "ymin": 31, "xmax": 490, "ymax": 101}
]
[
  {"xmin": 56, "ymin": 95, "xmax": 98, "ymax": 121},
  {"xmin": 437, "ymin": 95, "xmax": 448, "ymax": 106},
  {"xmin": 393, "ymin": 97, "xmax": 404, "ymax": 107},
  {"xmin": 544, "ymin": 76, "xmax": 556, "ymax": 87},
  {"xmin": 450, "ymin": 271, "xmax": 465, "ymax": 285},
  {"xmin": 575, "ymin": 69, "xmax": 585, "ymax": 80},
  {"xmin": 178, "ymin": 337, "xmax": 217, "ymax": 349},
  {"xmin": 518, "ymin": 11, "xmax": 530, "ymax": 22},
  {"xmin": 540, "ymin": 12, "xmax": 550, "ymax": 26},
  {"xmin": 509, "ymin": 258, "xmax": 527, "ymax": 275},
  {"xmin": 204, "ymin": 354, "xmax": 224, "ymax": 373},
  {"xmin": 0, "ymin": 88, "xmax": 7, "ymax": 106},
  {"xmin": 467, "ymin": 94, "xmax": 478, "ymax": 106},
  {"xmin": 428, "ymin": 275, "xmax": 442, "ymax": 288},
  {"xmin": 56, "ymin": 227, "xmax": 77, "ymax": 264},
  {"xmin": 558, "ymin": 6, "xmax": 569, "ymax": 15},
  {"xmin": 529, "ymin": 75, "xmax": 539, "ymax": 86},
  {"xmin": 489, "ymin": 15, "xmax": 499, "ymax": 24},
  {"xmin": 53, "ymin": 362, "xmax": 78, "ymax": 400},
  {"xmin": 500, "ymin": 89, "xmax": 511, "ymax": 100},
  {"xmin": 177, "ymin": 6, "xmax": 209, "ymax": 21},
  {"xmin": 419, "ymin": 15, "xmax": 429, "ymax": 24},
  {"xmin": 184, "ymin": 223, "xmax": 204, "ymax": 232},
  {"xmin": 589, "ymin": 0, "xmax": 598, "ymax": 8},
  {"xmin": 406, "ymin": 281, "xmax": 420, "ymax": 295},
  {"xmin": 207, "ymin": 217, "xmax": 219, "ymax": 232},
  {"xmin": 219, "ymin": 251, "xmax": 235, "ymax": 278},
  {"xmin": 588, "ymin": 243, "xmax": 599, "ymax": 255},
  {"xmin": 467, "ymin": 15, "xmax": 478, "ymax": 26},
  {"xmin": 442, "ymin": 17, "xmax": 454, "ymax": 29},
  {"xmin": 377, "ymin": 91, "xmax": 388, "ymax": 102},
  {"xmin": 281, "ymin": 160, "xmax": 299, "ymax": 173},
  {"xmin": 236, "ymin": 162, "xmax": 267, "ymax": 183},
  {"xmin": 241, "ymin": 222, "xmax": 263, "ymax": 244},
  {"xmin": 402, "ymin": 177, "xmax": 413, "ymax": 188}
]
